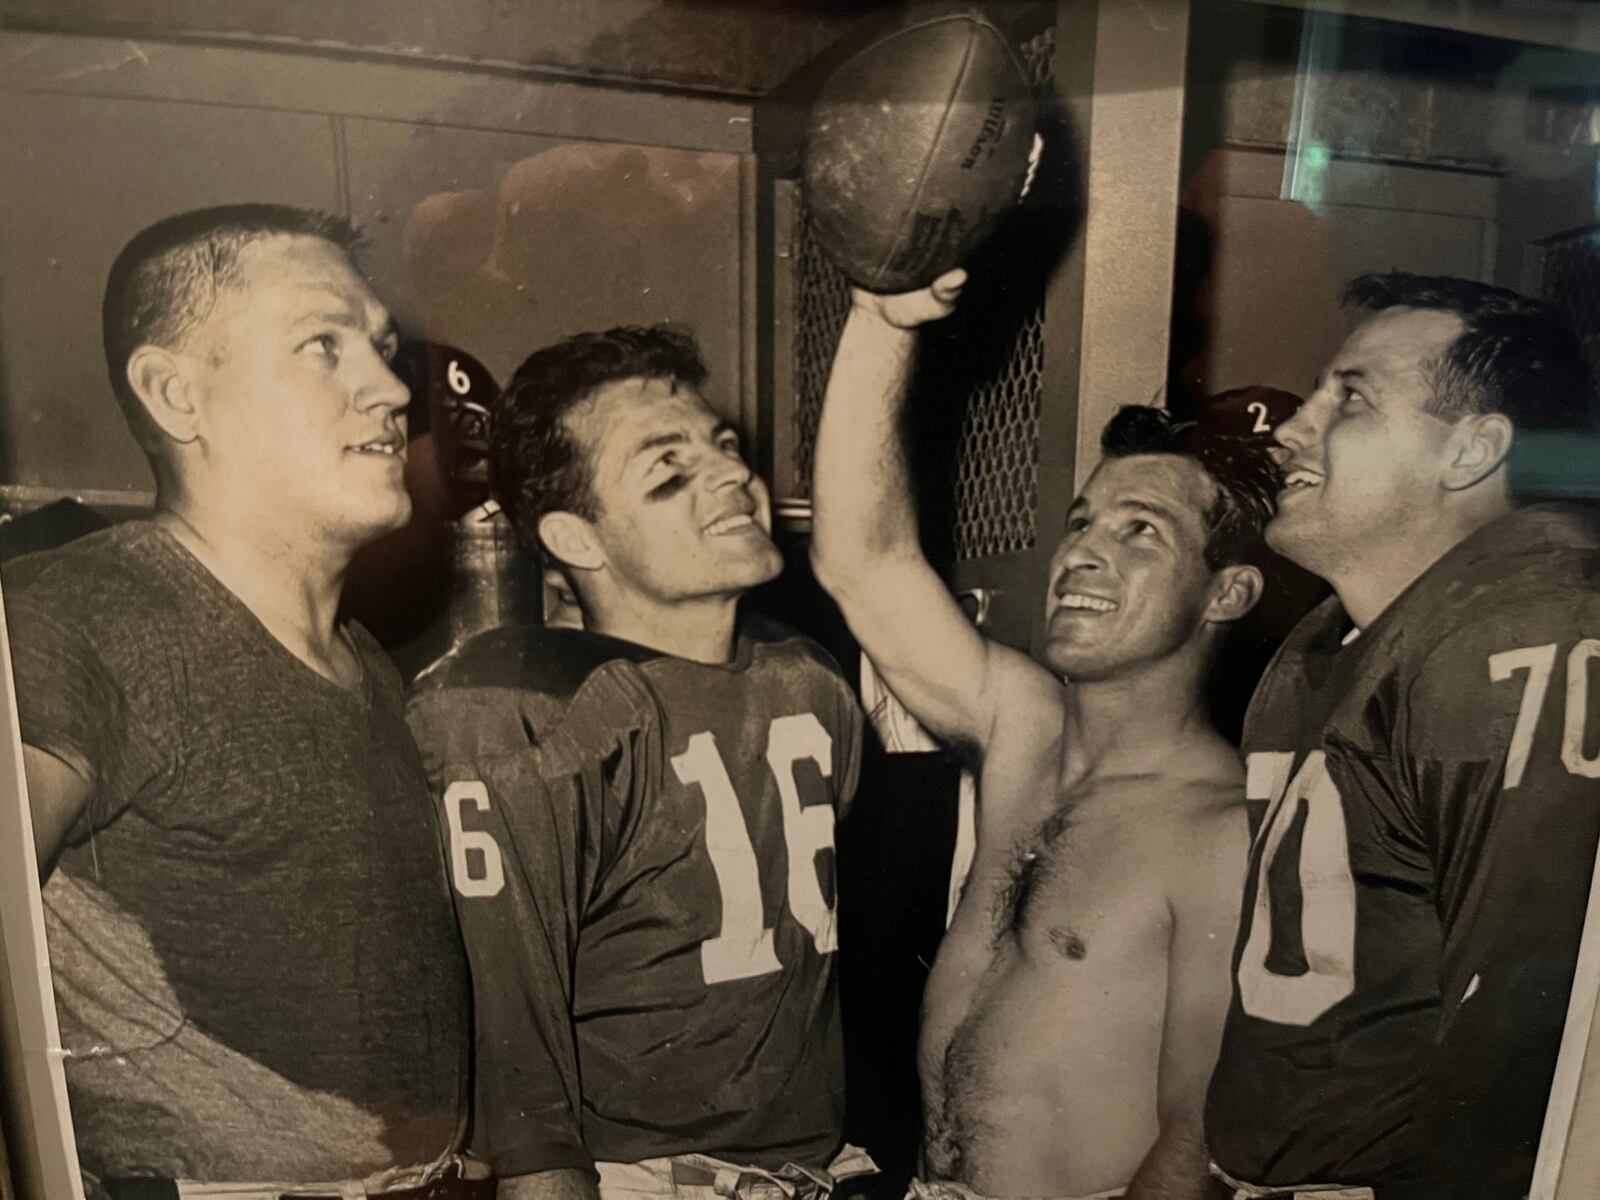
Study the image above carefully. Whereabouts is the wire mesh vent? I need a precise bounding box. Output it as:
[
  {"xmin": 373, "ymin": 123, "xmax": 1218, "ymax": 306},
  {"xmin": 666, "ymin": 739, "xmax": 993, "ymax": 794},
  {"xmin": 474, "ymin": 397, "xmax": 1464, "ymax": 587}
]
[
  {"xmin": 786, "ymin": 18, "xmax": 1055, "ymax": 564},
  {"xmin": 791, "ymin": 206, "xmax": 854, "ymax": 497},
  {"xmin": 950, "ymin": 305, "xmax": 1046, "ymax": 559},
  {"xmin": 949, "ymin": 22, "xmax": 1053, "ymax": 561},
  {"xmin": 1541, "ymin": 226, "xmax": 1600, "ymax": 411}
]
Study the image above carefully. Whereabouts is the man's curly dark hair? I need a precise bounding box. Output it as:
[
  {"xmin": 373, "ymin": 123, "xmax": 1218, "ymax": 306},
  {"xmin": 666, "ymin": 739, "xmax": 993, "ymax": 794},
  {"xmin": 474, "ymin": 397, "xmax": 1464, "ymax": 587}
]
[
  {"xmin": 1099, "ymin": 404, "xmax": 1282, "ymax": 571},
  {"xmin": 489, "ymin": 324, "xmax": 709, "ymax": 555}
]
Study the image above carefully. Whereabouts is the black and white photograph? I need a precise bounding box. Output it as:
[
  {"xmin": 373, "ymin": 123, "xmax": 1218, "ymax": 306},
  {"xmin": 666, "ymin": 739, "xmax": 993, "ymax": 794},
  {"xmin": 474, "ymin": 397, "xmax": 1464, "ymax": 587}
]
[{"xmin": 2, "ymin": 3, "xmax": 1600, "ymax": 1199}]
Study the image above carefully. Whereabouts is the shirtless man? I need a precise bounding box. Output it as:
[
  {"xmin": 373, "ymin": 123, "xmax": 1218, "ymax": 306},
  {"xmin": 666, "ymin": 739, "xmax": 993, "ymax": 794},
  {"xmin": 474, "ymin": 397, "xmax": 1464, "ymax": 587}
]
[{"xmin": 811, "ymin": 273, "xmax": 1279, "ymax": 1200}]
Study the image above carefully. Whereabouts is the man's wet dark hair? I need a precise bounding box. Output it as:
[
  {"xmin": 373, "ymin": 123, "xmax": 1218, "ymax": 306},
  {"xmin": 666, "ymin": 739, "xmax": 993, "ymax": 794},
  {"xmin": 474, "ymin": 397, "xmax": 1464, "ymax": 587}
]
[
  {"xmin": 1346, "ymin": 272, "xmax": 1598, "ymax": 500},
  {"xmin": 490, "ymin": 324, "xmax": 709, "ymax": 555},
  {"xmin": 1099, "ymin": 404, "xmax": 1281, "ymax": 571},
  {"xmin": 1345, "ymin": 272, "xmax": 1591, "ymax": 426},
  {"xmin": 103, "ymin": 204, "xmax": 362, "ymax": 453}
]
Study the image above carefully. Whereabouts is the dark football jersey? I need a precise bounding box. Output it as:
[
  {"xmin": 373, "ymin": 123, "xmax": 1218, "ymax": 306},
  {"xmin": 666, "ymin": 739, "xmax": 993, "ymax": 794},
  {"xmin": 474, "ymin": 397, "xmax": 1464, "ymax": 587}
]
[
  {"xmin": 406, "ymin": 617, "xmax": 861, "ymax": 1181},
  {"xmin": 1206, "ymin": 505, "xmax": 1600, "ymax": 1199}
]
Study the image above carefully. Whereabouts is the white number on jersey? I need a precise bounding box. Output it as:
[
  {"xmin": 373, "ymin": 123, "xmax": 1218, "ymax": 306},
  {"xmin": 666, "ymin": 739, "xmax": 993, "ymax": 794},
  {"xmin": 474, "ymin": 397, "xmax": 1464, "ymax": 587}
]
[
  {"xmin": 1489, "ymin": 640, "xmax": 1600, "ymax": 784},
  {"xmin": 1237, "ymin": 750, "xmax": 1357, "ymax": 1026},
  {"xmin": 444, "ymin": 780, "xmax": 506, "ymax": 898},
  {"xmin": 768, "ymin": 714, "xmax": 839, "ymax": 955},
  {"xmin": 674, "ymin": 713, "xmax": 839, "ymax": 984},
  {"xmin": 673, "ymin": 731, "xmax": 784, "ymax": 983},
  {"xmin": 443, "ymin": 713, "xmax": 839, "ymax": 984}
]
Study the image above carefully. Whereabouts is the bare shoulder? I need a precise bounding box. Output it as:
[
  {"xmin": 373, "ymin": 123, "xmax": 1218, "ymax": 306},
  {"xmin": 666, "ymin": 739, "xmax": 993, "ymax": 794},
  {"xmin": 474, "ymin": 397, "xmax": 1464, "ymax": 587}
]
[
  {"xmin": 984, "ymin": 639, "xmax": 1069, "ymax": 745},
  {"xmin": 986, "ymin": 636, "xmax": 1062, "ymax": 703},
  {"xmin": 1148, "ymin": 754, "xmax": 1252, "ymax": 910}
]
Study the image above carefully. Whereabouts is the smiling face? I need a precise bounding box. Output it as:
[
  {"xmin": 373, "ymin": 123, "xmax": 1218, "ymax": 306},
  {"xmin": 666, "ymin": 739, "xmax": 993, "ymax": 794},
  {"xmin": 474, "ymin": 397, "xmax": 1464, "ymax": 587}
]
[
  {"xmin": 1036, "ymin": 454, "xmax": 1222, "ymax": 684},
  {"xmin": 568, "ymin": 376, "xmax": 781, "ymax": 607},
  {"xmin": 1267, "ymin": 306, "xmax": 1463, "ymax": 580},
  {"xmin": 1042, "ymin": 453, "xmax": 1225, "ymax": 681},
  {"xmin": 182, "ymin": 234, "xmax": 410, "ymax": 550}
]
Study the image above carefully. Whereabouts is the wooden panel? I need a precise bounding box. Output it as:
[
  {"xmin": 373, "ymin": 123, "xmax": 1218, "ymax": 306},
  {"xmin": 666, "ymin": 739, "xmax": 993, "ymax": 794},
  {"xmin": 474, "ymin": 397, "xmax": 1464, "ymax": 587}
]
[
  {"xmin": 344, "ymin": 118, "xmax": 748, "ymax": 418},
  {"xmin": 0, "ymin": 31, "xmax": 757, "ymax": 154},
  {"xmin": 1187, "ymin": 147, "xmax": 1498, "ymax": 399},
  {"xmin": 0, "ymin": 91, "xmax": 340, "ymax": 493},
  {"xmin": 0, "ymin": 0, "xmax": 864, "ymax": 96}
]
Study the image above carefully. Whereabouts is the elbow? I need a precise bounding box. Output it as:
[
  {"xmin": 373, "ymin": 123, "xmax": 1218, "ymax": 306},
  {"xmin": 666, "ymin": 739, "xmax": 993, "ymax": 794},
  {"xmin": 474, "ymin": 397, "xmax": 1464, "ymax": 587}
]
[
  {"xmin": 810, "ymin": 537, "xmax": 882, "ymax": 616},
  {"xmin": 809, "ymin": 537, "xmax": 853, "ymax": 599}
]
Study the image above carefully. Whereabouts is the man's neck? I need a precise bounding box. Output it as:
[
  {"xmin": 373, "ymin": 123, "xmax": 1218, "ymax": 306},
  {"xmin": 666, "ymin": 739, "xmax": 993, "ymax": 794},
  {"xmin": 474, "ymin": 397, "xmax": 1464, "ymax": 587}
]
[
  {"xmin": 1058, "ymin": 649, "xmax": 1216, "ymax": 785},
  {"xmin": 155, "ymin": 489, "xmax": 354, "ymax": 680},
  {"xmin": 586, "ymin": 591, "xmax": 741, "ymax": 664},
  {"xmin": 1331, "ymin": 499, "xmax": 1511, "ymax": 630}
]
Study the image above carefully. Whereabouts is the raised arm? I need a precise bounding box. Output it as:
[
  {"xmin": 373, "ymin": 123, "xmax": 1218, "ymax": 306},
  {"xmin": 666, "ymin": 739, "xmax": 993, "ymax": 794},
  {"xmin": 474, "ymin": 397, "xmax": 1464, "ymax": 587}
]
[{"xmin": 810, "ymin": 274, "xmax": 1046, "ymax": 752}]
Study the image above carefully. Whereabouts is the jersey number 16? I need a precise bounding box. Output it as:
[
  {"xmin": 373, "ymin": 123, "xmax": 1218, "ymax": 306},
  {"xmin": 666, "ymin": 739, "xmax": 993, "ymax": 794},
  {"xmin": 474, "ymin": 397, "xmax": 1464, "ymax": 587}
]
[{"xmin": 443, "ymin": 712, "xmax": 838, "ymax": 988}]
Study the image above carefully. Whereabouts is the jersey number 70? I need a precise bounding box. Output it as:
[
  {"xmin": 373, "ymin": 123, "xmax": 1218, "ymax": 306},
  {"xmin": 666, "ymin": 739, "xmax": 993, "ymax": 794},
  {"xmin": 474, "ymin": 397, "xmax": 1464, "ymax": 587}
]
[
  {"xmin": 1237, "ymin": 750, "xmax": 1357, "ymax": 1026},
  {"xmin": 1237, "ymin": 639, "xmax": 1600, "ymax": 1026},
  {"xmin": 443, "ymin": 712, "xmax": 838, "ymax": 988}
]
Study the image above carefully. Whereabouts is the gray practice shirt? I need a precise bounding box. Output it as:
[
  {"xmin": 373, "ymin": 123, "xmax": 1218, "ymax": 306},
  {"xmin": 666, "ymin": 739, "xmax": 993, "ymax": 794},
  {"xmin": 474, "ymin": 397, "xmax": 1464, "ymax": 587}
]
[{"xmin": 3, "ymin": 521, "xmax": 469, "ymax": 1183}]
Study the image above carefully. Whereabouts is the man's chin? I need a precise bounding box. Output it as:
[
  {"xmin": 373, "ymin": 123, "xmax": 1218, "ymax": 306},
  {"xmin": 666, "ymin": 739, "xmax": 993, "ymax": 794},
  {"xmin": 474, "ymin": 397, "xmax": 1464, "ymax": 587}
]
[
  {"xmin": 1264, "ymin": 510, "xmax": 1321, "ymax": 571},
  {"xmin": 741, "ymin": 544, "xmax": 785, "ymax": 589},
  {"xmin": 1041, "ymin": 637, "xmax": 1110, "ymax": 682},
  {"xmin": 346, "ymin": 494, "xmax": 415, "ymax": 548}
]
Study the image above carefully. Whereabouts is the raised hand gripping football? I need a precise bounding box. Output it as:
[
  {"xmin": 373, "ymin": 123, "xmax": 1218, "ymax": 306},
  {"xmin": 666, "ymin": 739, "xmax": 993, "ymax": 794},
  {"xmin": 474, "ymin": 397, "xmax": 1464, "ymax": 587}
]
[{"xmin": 850, "ymin": 268, "xmax": 968, "ymax": 331}]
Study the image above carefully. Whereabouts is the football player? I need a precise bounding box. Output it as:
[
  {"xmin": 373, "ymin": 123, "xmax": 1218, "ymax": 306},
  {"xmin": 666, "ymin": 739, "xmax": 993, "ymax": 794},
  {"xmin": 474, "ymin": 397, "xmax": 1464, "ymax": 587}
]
[
  {"xmin": 1205, "ymin": 274, "xmax": 1600, "ymax": 1200},
  {"xmin": 7, "ymin": 205, "xmax": 474, "ymax": 1195},
  {"xmin": 811, "ymin": 272, "xmax": 1282, "ymax": 1200},
  {"xmin": 406, "ymin": 325, "xmax": 868, "ymax": 1200}
]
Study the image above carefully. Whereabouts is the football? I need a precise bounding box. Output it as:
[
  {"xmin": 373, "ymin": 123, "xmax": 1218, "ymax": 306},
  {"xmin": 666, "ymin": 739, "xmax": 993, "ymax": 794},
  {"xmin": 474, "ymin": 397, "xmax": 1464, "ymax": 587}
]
[{"xmin": 801, "ymin": 8, "xmax": 1038, "ymax": 293}]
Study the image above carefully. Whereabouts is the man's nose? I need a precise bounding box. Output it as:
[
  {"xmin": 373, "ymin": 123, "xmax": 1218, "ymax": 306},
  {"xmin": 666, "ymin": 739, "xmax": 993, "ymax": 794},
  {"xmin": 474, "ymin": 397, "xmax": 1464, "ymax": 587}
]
[
  {"xmin": 360, "ymin": 353, "xmax": 412, "ymax": 414},
  {"xmin": 1053, "ymin": 530, "xmax": 1106, "ymax": 583},
  {"xmin": 1273, "ymin": 400, "xmax": 1318, "ymax": 459},
  {"xmin": 706, "ymin": 450, "xmax": 753, "ymax": 490}
]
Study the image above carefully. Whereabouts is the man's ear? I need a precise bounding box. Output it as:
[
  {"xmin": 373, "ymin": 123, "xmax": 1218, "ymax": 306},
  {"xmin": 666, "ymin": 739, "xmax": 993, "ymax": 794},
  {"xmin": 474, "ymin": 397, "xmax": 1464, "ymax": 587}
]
[
  {"xmin": 125, "ymin": 344, "xmax": 200, "ymax": 444},
  {"xmin": 1442, "ymin": 412, "xmax": 1513, "ymax": 492},
  {"xmin": 1206, "ymin": 562, "xmax": 1264, "ymax": 625},
  {"xmin": 539, "ymin": 510, "xmax": 605, "ymax": 573}
]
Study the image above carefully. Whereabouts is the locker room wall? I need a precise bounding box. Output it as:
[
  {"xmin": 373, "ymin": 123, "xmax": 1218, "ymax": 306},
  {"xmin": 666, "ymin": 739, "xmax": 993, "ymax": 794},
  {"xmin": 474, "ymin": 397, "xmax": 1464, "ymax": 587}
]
[
  {"xmin": 0, "ymin": 30, "xmax": 760, "ymax": 503},
  {"xmin": 1176, "ymin": 1, "xmax": 1600, "ymax": 411},
  {"xmin": 0, "ymin": 0, "xmax": 867, "ymax": 97}
]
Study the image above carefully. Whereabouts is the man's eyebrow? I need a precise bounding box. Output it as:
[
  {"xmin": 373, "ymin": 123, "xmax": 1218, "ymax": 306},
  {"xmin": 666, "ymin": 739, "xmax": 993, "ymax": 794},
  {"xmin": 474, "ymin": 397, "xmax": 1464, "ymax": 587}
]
[
  {"xmin": 288, "ymin": 291, "xmax": 395, "ymax": 336},
  {"xmin": 1118, "ymin": 498, "xmax": 1182, "ymax": 525},
  {"xmin": 629, "ymin": 430, "xmax": 689, "ymax": 460},
  {"xmin": 631, "ymin": 421, "xmax": 740, "ymax": 461},
  {"xmin": 291, "ymin": 308, "xmax": 361, "ymax": 330}
]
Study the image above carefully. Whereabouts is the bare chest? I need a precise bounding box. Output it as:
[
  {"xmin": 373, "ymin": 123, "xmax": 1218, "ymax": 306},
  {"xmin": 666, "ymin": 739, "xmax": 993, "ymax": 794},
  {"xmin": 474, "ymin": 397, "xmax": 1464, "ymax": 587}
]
[{"xmin": 933, "ymin": 764, "xmax": 1174, "ymax": 1000}]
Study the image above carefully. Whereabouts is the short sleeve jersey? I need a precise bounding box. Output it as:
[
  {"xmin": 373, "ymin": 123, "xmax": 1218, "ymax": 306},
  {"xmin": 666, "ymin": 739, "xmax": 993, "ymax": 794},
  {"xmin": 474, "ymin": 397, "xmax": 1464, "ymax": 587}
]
[
  {"xmin": 1206, "ymin": 505, "xmax": 1600, "ymax": 1199},
  {"xmin": 406, "ymin": 617, "xmax": 863, "ymax": 1180},
  {"xmin": 3, "ymin": 522, "xmax": 468, "ymax": 1181}
]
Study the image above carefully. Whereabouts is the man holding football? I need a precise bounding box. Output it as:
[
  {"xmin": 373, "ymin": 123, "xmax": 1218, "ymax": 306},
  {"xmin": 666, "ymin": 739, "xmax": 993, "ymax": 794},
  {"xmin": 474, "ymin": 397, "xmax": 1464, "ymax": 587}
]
[{"xmin": 811, "ymin": 270, "xmax": 1283, "ymax": 1200}]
